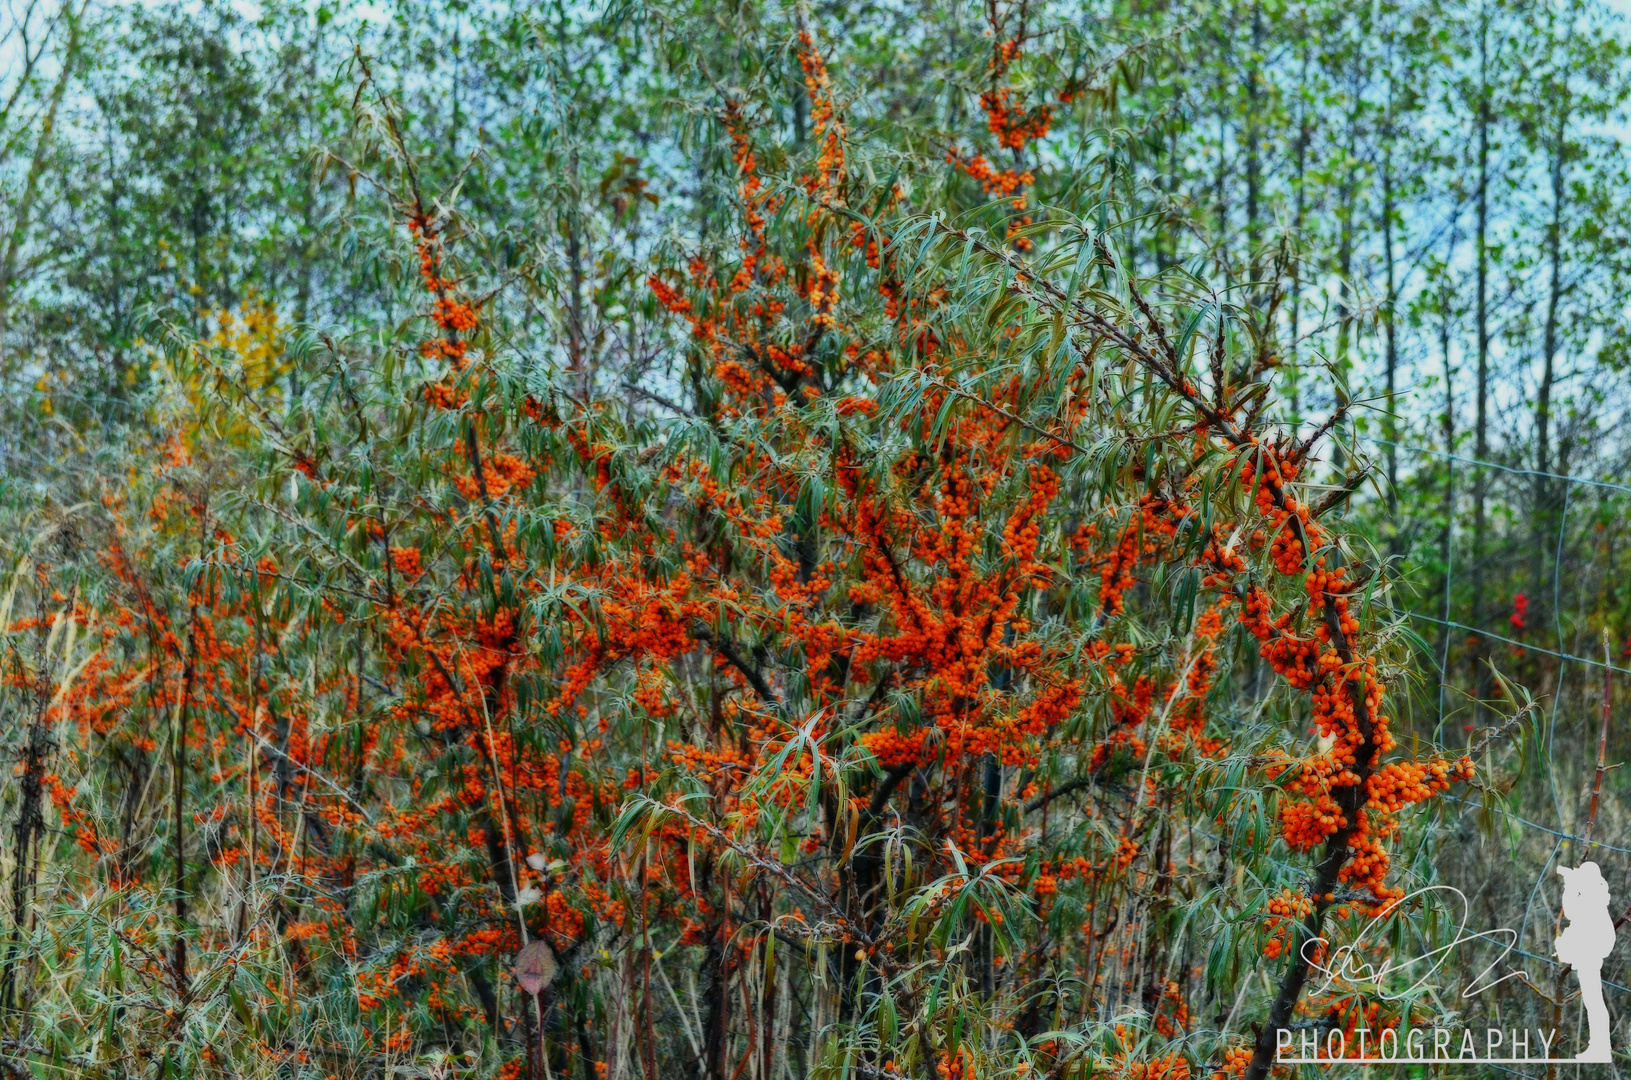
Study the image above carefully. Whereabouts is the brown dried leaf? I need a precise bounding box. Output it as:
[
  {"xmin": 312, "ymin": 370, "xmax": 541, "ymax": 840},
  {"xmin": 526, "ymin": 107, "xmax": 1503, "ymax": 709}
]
[{"xmin": 513, "ymin": 939, "xmax": 557, "ymax": 995}]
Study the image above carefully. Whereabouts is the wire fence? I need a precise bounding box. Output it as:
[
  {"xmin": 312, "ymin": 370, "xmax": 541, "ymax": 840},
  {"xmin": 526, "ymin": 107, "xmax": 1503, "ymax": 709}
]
[
  {"xmin": 1354, "ymin": 436, "xmax": 1631, "ymax": 1073},
  {"xmin": 1372, "ymin": 438, "xmax": 1631, "ymax": 499}
]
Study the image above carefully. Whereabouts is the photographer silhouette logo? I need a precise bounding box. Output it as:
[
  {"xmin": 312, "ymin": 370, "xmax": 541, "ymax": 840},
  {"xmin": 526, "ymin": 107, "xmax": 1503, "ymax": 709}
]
[
  {"xmin": 1555, "ymin": 862, "xmax": 1614, "ymax": 1064},
  {"xmin": 1273, "ymin": 861, "xmax": 1617, "ymax": 1066}
]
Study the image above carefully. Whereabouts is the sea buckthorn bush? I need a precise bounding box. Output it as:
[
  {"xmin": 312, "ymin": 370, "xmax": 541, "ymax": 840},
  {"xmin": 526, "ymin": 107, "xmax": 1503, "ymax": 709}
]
[{"xmin": 0, "ymin": 1, "xmax": 1557, "ymax": 1079}]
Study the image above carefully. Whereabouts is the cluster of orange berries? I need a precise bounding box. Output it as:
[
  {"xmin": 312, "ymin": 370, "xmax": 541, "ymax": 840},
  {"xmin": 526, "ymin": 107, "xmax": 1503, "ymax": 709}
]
[
  {"xmin": 1101, "ymin": 1026, "xmax": 1192, "ymax": 1080},
  {"xmin": 1211, "ymin": 1045, "xmax": 1253, "ymax": 1080},
  {"xmin": 1314, "ymin": 998, "xmax": 1398, "ymax": 1059},
  {"xmin": 1365, "ymin": 757, "xmax": 1473, "ymax": 814},
  {"xmin": 979, "ymin": 38, "xmax": 1054, "ymax": 152},
  {"xmin": 1307, "ymin": 666, "xmax": 1380, "ymax": 764},
  {"xmin": 1093, "ymin": 499, "xmax": 1180, "ymax": 616},
  {"xmin": 1110, "ymin": 673, "xmax": 1155, "ymax": 727},
  {"xmin": 1303, "ymin": 559, "xmax": 1351, "ymax": 605},
  {"xmin": 1253, "ymin": 631, "xmax": 1322, "ymax": 693},
  {"xmin": 979, "ymin": 87, "xmax": 1053, "ymax": 151},
  {"xmin": 453, "ymin": 451, "xmax": 535, "ymax": 502},
  {"xmin": 803, "ymin": 244, "xmax": 841, "ymax": 327},
  {"xmin": 1236, "ymin": 447, "xmax": 1300, "ymax": 491},
  {"xmin": 389, "ymin": 545, "xmax": 423, "ymax": 578},
  {"xmin": 1339, "ymin": 812, "xmax": 1401, "ymax": 899},
  {"xmin": 1153, "ymin": 981, "xmax": 1190, "ymax": 1037},
  {"xmin": 647, "ymin": 274, "xmax": 708, "ymax": 346},
  {"xmin": 1262, "ymin": 889, "xmax": 1316, "ymax": 958},
  {"xmin": 945, "ymin": 148, "xmax": 1034, "ymax": 197},
  {"xmin": 1005, "ymin": 214, "xmax": 1035, "ymax": 250},
  {"xmin": 859, "ymin": 727, "xmax": 930, "ymax": 768},
  {"xmin": 1237, "ymin": 452, "xmax": 1321, "ymax": 579},
  {"xmin": 408, "ymin": 219, "xmax": 477, "ymax": 371},
  {"xmin": 726, "ymin": 107, "xmax": 770, "ymax": 247},
  {"xmin": 1279, "ymin": 793, "xmax": 1346, "ymax": 853},
  {"xmin": 1200, "ymin": 533, "xmax": 1247, "ymax": 586},
  {"xmin": 1226, "ymin": 436, "xmax": 1473, "ymax": 896},
  {"xmin": 1267, "ymin": 522, "xmax": 1306, "ymax": 576},
  {"xmin": 1280, "ymin": 754, "xmax": 1358, "ymax": 800},
  {"xmin": 848, "ymin": 221, "xmax": 882, "ymax": 268},
  {"xmin": 797, "ymin": 30, "xmax": 844, "ymax": 191}
]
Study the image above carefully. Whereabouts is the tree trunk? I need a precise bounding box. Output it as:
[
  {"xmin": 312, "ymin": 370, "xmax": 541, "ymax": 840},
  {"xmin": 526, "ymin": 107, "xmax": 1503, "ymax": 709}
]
[
  {"xmin": 1382, "ymin": 144, "xmax": 1399, "ymax": 534},
  {"xmin": 0, "ymin": 0, "xmax": 81, "ymax": 366},
  {"xmin": 1437, "ymin": 227, "xmax": 1459, "ymax": 728},
  {"xmin": 1471, "ymin": 6, "xmax": 1492, "ymax": 713},
  {"xmin": 1534, "ymin": 102, "xmax": 1567, "ymax": 628},
  {"xmin": 1330, "ymin": 99, "xmax": 1358, "ymax": 472},
  {"xmin": 701, "ymin": 908, "xmax": 729, "ymax": 1080},
  {"xmin": 0, "ymin": 607, "xmax": 60, "ymax": 1015},
  {"xmin": 1287, "ymin": 41, "xmax": 1310, "ymax": 429},
  {"xmin": 1244, "ymin": 1, "xmax": 1263, "ymax": 258}
]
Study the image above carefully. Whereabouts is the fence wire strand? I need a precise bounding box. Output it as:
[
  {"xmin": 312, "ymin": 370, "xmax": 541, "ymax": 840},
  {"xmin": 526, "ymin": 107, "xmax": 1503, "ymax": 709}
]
[{"xmin": 1360, "ymin": 436, "xmax": 1629, "ymax": 1044}]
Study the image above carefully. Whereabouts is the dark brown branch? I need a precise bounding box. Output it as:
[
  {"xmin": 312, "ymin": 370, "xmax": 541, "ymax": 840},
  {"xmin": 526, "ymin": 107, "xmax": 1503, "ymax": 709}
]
[
  {"xmin": 1310, "ymin": 469, "xmax": 1371, "ymax": 519},
  {"xmin": 464, "ymin": 422, "xmax": 510, "ymax": 563},
  {"xmin": 866, "ymin": 763, "xmax": 915, "ymax": 820},
  {"xmin": 1024, "ymin": 776, "xmax": 1092, "ymax": 814},
  {"xmin": 692, "ymin": 625, "xmax": 780, "ymax": 708}
]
